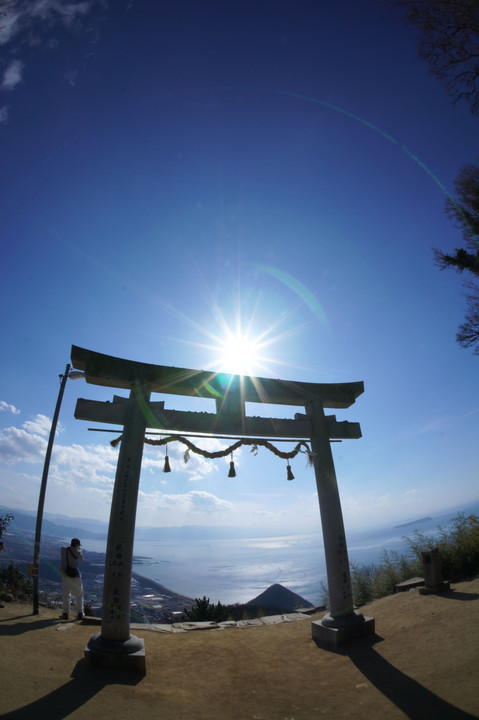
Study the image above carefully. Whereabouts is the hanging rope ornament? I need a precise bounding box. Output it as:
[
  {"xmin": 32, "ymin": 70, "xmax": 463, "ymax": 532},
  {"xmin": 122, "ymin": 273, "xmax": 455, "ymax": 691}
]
[
  {"xmin": 111, "ymin": 433, "xmax": 313, "ymax": 480},
  {"xmin": 163, "ymin": 447, "xmax": 171, "ymax": 473}
]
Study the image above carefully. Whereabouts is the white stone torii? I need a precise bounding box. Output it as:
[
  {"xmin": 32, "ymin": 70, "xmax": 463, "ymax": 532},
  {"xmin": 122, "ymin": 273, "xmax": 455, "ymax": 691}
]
[{"xmin": 71, "ymin": 345, "xmax": 374, "ymax": 672}]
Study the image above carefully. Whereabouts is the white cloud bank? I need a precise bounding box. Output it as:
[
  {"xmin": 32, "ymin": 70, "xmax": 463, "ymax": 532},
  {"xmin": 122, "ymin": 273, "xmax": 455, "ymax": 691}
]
[
  {"xmin": 0, "ymin": 424, "xmax": 47, "ymax": 465},
  {"xmin": 0, "ymin": 412, "xmax": 240, "ymax": 525}
]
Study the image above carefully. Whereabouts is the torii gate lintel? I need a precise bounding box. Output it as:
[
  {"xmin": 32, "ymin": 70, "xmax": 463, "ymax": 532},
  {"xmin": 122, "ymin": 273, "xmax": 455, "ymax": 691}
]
[{"xmin": 75, "ymin": 395, "xmax": 362, "ymax": 440}]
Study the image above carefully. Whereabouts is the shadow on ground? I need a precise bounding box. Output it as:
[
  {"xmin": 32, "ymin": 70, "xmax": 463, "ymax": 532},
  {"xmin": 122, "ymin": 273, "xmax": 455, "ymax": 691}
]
[
  {"xmin": 441, "ymin": 590, "xmax": 479, "ymax": 602},
  {"xmin": 0, "ymin": 617, "xmax": 63, "ymax": 636},
  {"xmin": 337, "ymin": 635, "xmax": 476, "ymax": 720},
  {"xmin": 0, "ymin": 659, "xmax": 144, "ymax": 720}
]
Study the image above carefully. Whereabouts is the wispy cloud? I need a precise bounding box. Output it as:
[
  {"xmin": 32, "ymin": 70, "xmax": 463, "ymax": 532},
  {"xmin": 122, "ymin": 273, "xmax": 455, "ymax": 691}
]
[
  {"xmin": 416, "ymin": 416, "xmax": 457, "ymax": 435},
  {"xmin": 0, "ymin": 6, "xmax": 22, "ymax": 46},
  {"xmin": 0, "ymin": 401, "xmax": 20, "ymax": 415},
  {"xmin": 0, "ymin": 0, "xmax": 103, "ymax": 122},
  {"xmin": 404, "ymin": 406, "xmax": 479, "ymax": 439},
  {"xmin": 1, "ymin": 60, "xmax": 24, "ymax": 90},
  {"xmin": 32, "ymin": 1, "xmax": 92, "ymax": 25},
  {"xmin": 0, "ymin": 1, "xmax": 95, "ymax": 46},
  {"xmin": 138, "ymin": 488, "xmax": 234, "ymax": 515}
]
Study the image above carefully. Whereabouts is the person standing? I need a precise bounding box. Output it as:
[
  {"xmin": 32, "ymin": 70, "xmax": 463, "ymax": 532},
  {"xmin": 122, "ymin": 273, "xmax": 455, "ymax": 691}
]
[{"xmin": 61, "ymin": 538, "xmax": 84, "ymax": 620}]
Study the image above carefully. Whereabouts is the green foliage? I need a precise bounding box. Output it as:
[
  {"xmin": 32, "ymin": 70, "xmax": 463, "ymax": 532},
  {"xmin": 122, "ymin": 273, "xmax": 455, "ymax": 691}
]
[
  {"xmin": 391, "ymin": 4, "xmax": 479, "ymax": 351},
  {"xmin": 349, "ymin": 550, "xmax": 421, "ymax": 607},
  {"xmin": 184, "ymin": 596, "xmax": 228, "ymax": 622},
  {"xmin": 183, "ymin": 596, "xmax": 290, "ymax": 622},
  {"xmin": 405, "ymin": 512, "xmax": 479, "ymax": 582},
  {"xmin": 322, "ymin": 513, "xmax": 479, "ymax": 610},
  {"xmin": 0, "ymin": 512, "xmax": 14, "ymax": 538},
  {"xmin": 350, "ymin": 561, "xmax": 375, "ymax": 606},
  {"xmin": 319, "ymin": 581, "xmax": 329, "ymax": 608},
  {"xmin": 433, "ymin": 160, "xmax": 479, "ymax": 352},
  {"xmin": 0, "ymin": 561, "xmax": 32, "ymax": 600},
  {"xmin": 83, "ymin": 601, "xmax": 94, "ymax": 617},
  {"xmin": 375, "ymin": 549, "xmax": 420, "ymax": 597}
]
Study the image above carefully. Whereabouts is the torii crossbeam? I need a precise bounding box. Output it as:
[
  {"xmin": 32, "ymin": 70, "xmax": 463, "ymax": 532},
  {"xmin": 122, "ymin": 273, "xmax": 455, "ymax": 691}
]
[{"xmin": 71, "ymin": 345, "xmax": 374, "ymax": 672}]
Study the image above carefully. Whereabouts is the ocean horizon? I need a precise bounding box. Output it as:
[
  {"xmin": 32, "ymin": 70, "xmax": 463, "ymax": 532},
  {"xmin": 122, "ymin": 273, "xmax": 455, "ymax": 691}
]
[{"xmin": 81, "ymin": 501, "xmax": 479, "ymax": 606}]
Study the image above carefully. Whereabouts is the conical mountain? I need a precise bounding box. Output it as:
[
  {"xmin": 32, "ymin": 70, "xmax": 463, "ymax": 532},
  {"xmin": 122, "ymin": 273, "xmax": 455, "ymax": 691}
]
[{"xmin": 245, "ymin": 583, "xmax": 313, "ymax": 611}]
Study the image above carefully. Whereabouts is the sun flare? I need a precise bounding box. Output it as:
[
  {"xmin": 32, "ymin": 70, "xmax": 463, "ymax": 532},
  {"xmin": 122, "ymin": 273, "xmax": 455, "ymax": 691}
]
[{"xmin": 155, "ymin": 269, "xmax": 323, "ymax": 379}]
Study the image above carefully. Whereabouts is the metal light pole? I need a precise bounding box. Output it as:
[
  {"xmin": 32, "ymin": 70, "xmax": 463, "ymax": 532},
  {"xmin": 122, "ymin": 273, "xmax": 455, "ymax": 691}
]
[{"xmin": 32, "ymin": 363, "xmax": 84, "ymax": 614}]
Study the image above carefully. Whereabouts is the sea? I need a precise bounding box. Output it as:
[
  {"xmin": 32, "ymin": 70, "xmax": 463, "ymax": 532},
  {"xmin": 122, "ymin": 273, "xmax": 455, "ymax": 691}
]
[{"xmin": 82, "ymin": 501, "xmax": 479, "ymax": 606}]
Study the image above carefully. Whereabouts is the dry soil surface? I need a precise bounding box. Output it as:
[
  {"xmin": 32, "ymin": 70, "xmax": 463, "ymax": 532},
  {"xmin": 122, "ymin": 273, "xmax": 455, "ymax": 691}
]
[{"xmin": 1, "ymin": 579, "xmax": 479, "ymax": 720}]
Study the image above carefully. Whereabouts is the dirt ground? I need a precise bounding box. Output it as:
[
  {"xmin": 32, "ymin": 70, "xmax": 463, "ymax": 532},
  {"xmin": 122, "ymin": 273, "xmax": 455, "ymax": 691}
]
[{"xmin": 1, "ymin": 579, "xmax": 478, "ymax": 720}]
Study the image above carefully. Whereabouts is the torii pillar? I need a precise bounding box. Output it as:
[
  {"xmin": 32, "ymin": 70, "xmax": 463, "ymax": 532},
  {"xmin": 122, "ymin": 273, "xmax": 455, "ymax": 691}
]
[
  {"xmin": 306, "ymin": 398, "xmax": 374, "ymax": 647},
  {"xmin": 85, "ymin": 384, "xmax": 150, "ymax": 672}
]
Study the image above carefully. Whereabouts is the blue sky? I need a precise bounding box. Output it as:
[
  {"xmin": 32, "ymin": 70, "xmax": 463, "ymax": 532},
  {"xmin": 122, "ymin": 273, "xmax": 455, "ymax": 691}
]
[{"xmin": 1, "ymin": 0, "xmax": 478, "ymax": 536}]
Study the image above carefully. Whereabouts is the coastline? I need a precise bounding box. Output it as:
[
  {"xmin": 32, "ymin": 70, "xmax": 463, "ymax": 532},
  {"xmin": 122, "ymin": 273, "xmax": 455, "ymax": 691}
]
[
  {"xmin": 2, "ymin": 531, "xmax": 195, "ymax": 622},
  {"xmin": 129, "ymin": 570, "xmax": 195, "ymax": 622}
]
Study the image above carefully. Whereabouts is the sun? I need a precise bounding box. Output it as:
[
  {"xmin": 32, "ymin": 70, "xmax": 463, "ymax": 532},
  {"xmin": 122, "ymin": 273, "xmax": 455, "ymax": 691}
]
[
  {"xmin": 216, "ymin": 330, "xmax": 261, "ymax": 376},
  {"xmin": 154, "ymin": 272, "xmax": 313, "ymax": 379}
]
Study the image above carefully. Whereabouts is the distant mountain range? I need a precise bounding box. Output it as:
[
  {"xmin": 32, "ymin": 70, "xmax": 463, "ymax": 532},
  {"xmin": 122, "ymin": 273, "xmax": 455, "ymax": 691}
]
[
  {"xmin": 4, "ymin": 509, "xmax": 106, "ymax": 541},
  {"xmin": 3, "ymin": 508, "xmax": 303, "ymax": 542},
  {"xmin": 4, "ymin": 499, "xmax": 479, "ymax": 545}
]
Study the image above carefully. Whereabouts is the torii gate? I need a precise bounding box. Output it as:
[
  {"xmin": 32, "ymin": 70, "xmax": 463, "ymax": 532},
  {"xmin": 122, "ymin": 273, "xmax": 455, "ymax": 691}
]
[{"xmin": 71, "ymin": 345, "xmax": 374, "ymax": 672}]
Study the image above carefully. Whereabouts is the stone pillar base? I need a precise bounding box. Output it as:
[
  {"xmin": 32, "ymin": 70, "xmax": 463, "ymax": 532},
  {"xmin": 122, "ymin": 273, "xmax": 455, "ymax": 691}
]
[
  {"xmin": 419, "ymin": 581, "xmax": 450, "ymax": 595},
  {"xmin": 312, "ymin": 613, "xmax": 375, "ymax": 648},
  {"xmin": 84, "ymin": 632, "xmax": 146, "ymax": 674}
]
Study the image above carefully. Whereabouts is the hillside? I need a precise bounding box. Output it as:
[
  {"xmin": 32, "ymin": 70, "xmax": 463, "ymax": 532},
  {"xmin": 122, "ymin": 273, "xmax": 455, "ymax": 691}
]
[{"xmin": 0, "ymin": 579, "xmax": 478, "ymax": 719}]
